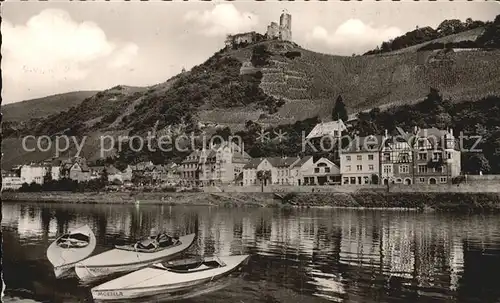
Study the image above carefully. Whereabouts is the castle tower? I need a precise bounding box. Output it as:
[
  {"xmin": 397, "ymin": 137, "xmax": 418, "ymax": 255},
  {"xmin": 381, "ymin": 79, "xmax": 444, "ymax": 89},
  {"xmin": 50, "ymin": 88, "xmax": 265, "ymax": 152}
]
[{"xmin": 279, "ymin": 12, "xmax": 292, "ymax": 41}]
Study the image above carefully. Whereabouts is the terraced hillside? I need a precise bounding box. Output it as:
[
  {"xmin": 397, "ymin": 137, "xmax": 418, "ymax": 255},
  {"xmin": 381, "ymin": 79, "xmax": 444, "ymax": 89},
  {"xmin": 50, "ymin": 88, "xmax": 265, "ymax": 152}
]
[{"xmin": 2, "ymin": 21, "xmax": 500, "ymax": 168}]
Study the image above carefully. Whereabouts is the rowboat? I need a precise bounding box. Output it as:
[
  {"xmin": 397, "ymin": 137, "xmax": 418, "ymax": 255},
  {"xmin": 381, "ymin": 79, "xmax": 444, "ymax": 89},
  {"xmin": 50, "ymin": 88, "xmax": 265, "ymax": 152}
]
[
  {"xmin": 46, "ymin": 224, "xmax": 96, "ymax": 278},
  {"xmin": 75, "ymin": 233, "xmax": 196, "ymax": 283},
  {"xmin": 90, "ymin": 254, "xmax": 250, "ymax": 301}
]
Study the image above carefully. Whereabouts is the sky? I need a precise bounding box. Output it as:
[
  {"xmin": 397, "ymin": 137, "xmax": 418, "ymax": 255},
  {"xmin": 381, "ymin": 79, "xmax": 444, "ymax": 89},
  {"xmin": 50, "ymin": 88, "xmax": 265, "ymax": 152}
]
[{"xmin": 2, "ymin": 2, "xmax": 499, "ymax": 104}]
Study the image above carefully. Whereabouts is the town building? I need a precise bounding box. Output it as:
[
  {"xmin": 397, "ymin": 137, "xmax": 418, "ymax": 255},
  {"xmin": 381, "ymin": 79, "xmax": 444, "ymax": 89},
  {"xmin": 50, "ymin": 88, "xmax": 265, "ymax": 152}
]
[
  {"xmin": 60, "ymin": 157, "xmax": 91, "ymax": 182},
  {"xmin": 180, "ymin": 151, "xmax": 202, "ymax": 187},
  {"xmin": 408, "ymin": 127, "xmax": 461, "ymax": 184},
  {"xmin": 306, "ymin": 120, "xmax": 347, "ymax": 140},
  {"xmin": 243, "ymin": 158, "xmax": 271, "ymax": 186},
  {"xmin": 89, "ymin": 165, "xmax": 124, "ymax": 183},
  {"xmin": 242, "ymin": 156, "xmax": 300, "ymax": 186},
  {"xmin": 267, "ymin": 156, "xmax": 300, "ymax": 185},
  {"xmin": 301, "ymin": 157, "xmax": 341, "ymax": 185},
  {"xmin": 197, "ymin": 142, "xmax": 251, "ymax": 186},
  {"xmin": 181, "ymin": 142, "xmax": 251, "ymax": 186},
  {"xmin": 380, "ymin": 130, "xmax": 414, "ymax": 185},
  {"xmin": 340, "ymin": 135, "xmax": 386, "ymax": 185},
  {"xmin": 19, "ymin": 164, "xmax": 46, "ymax": 185},
  {"xmin": 2, "ymin": 170, "xmax": 23, "ymax": 191},
  {"xmin": 289, "ymin": 156, "xmax": 314, "ymax": 186}
]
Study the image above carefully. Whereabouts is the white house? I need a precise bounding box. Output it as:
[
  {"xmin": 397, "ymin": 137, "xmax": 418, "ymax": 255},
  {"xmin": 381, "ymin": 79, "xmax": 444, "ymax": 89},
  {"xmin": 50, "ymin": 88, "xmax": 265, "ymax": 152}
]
[
  {"xmin": 20, "ymin": 164, "xmax": 46, "ymax": 185},
  {"xmin": 243, "ymin": 158, "xmax": 272, "ymax": 186},
  {"xmin": 306, "ymin": 120, "xmax": 347, "ymax": 140},
  {"xmin": 301, "ymin": 157, "xmax": 341, "ymax": 185},
  {"xmin": 289, "ymin": 156, "xmax": 314, "ymax": 186}
]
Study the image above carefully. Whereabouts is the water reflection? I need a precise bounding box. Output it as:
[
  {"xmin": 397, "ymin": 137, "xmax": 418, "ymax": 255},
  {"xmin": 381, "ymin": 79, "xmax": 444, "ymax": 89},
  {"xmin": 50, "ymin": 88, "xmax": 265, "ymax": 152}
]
[{"xmin": 2, "ymin": 202, "xmax": 500, "ymax": 303}]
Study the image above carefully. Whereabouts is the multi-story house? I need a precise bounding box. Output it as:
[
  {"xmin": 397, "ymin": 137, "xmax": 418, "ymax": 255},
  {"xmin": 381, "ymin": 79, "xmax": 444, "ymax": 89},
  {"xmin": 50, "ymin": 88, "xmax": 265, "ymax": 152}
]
[
  {"xmin": 2, "ymin": 170, "xmax": 23, "ymax": 190},
  {"xmin": 243, "ymin": 156, "xmax": 300, "ymax": 186},
  {"xmin": 301, "ymin": 157, "xmax": 341, "ymax": 185},
  {"xmin": 380, "ymin": 127, "xmax": 461, "ymax": 185},
  {"xmin": 60, "ymin": 157, "xmax": 91, "ymax": 182},
  {"xmin": 198, "ymin": 142, "xmax": 251, "ymax": 186},
  {"xmin": 340, "ymin": 135, "xmax": 385, "ymax": 185},
  {"xmin": 180, "ymin": 151, "xmax": 202, "ymax": 186},
  {"xmin": 20, "ymin": 163, "xmax": 46, "ymax": 185},
  {"xmin": 90, "ymin": 165, "xmax": 124, "ymax": 183},
  {"xmin": 182, "ymin": 142, "xmax": 251, "ymax": 186},
  {"xmin": 289, "ymin": 156, "xmax": 314, "ymax": 186},
  {"xmin": 267, "ymin": 157, "xmax": 300, "ymax": 185},
  {"xmin": 380, "ymin": 132, "xmax": 414, "ymax": 185},
  {"xmin": 410, "ymin": 127, "xmax": 461, "ymax": 185},
  {"xmin": 243, "ymin": 158, "xmax": 271, "ymax": 186}
]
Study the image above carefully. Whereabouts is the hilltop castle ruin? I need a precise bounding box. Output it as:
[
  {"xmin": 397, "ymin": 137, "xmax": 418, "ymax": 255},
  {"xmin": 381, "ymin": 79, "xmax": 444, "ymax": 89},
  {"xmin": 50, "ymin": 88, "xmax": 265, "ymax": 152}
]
[
  {"xmin": 225, "ymin": 12, "xmax": 292, "ymax": 48},
  {"xmin": 266, "ymin": 12, "xmax": 292, "ymax": 41}
]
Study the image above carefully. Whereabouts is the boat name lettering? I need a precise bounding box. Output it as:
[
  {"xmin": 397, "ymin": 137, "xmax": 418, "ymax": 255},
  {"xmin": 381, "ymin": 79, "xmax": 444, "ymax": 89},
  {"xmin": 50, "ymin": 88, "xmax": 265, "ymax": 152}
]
[{"xmin": 96, "ymin": 291, "xmax": 123, "ymax": 297}]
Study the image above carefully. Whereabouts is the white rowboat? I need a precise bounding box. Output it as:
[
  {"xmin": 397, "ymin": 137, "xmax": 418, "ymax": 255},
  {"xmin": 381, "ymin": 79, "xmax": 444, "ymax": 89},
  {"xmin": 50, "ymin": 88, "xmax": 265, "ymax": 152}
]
[
  {"xmin": 91, "ymin": 254, "xmax": 250, "ymax": 301},
  {"xmin": 75, "ymin": 233, "xmax": 196, "ymax": 283},
  {"xmin": 46, "ymin": 224, "xmax": 96, "ymax": 278}
]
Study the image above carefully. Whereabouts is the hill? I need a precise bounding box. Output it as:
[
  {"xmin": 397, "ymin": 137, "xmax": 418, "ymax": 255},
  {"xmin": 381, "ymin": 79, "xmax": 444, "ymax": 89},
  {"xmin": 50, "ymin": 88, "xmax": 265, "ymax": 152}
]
[
  {"xmin": 2, "ymin": 14, "xmax": 500, "ymax": 168},
  {"xmin": 1, "ymin": 91, "xmax": 98, "ymax": 122}
]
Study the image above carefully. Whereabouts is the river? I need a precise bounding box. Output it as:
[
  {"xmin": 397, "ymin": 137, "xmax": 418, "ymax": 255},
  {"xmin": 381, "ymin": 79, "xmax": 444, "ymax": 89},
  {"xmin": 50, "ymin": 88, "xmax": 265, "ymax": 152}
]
[{"xmin": 2, "ymin": 202, "xmax": 500, "ymax": 303}]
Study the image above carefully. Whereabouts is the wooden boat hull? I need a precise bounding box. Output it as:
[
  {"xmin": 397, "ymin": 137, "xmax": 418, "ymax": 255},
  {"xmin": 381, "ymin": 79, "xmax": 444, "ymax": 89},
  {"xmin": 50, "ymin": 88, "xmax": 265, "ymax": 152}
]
[
  {"xmin": 91, "ymin": 254, "xmax": 249, "ymax": 301},
  {"xmin": 76, "ymin": 233, "xmax": 196, "ymax": 283},
  {"xmin": 46, "ymin": 225, "xmax": 96, "ymax": 279}
]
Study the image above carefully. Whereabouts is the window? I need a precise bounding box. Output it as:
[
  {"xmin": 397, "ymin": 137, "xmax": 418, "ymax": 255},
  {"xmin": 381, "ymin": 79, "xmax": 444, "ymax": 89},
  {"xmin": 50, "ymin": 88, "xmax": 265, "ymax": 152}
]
[
  {"xmin": 418, "ymin": 153, "xmax": 427, "ymax": 161},
  {"xmin": 350, "ymin": 177, "xmax": 356, "ymax": 184},
  {"xmin": 440, "ymin": 177, "xmax": 447, "ymax": 183},
  {"xmin": 314, "ymin": 168, "xmax": 320, "ymax": 173},
  {"xmin": 357, "ymin": 155, "xmax": 362, "ymax": 161},
  {"xmin": 346, "ymin": 156, "xmax": 351, "ymax": 161},
  {"xmin": 384, "ymin": 153, "xmax": 391, "ymax": 161},
  {"xmin": 383, "ymin": 165, "xmax": 392, "ymax": 174},
  {"xmin": 346, "ymin": 165, "xmax": 351, "ymax": 172},
  {"xmin": 369, "ymin": 164, "xmax": 374, "ymax": 171},
  {"xmin": 343, "ymin": 177, "xmax": 349, "ymax": 184},
  {"xmin": 325, "ymin": 167, "xmax": 330, "ymax": 173},
  {"xmin": 435, "ymin": 166, "xmax": 443, "ymax": 173},
  {"xmin": 400, "ymin": 153, "xmax": 410, "ymax": 162},
  {"xmin": 357, "ymin": 165, "xmax": 362, "ymax": 171},
  {"xmin": 368, "ymin": 154, "xmax": 374, "ymax": 160},
  {"xmin": 364, "ymin": 176, "xmax": 370, "ymax": 184},
  {"xmin": 418, "ymin": 165, "xmax": 428, "ymax": 173},
  {"xmin": 419, "ymin": 177, "xmax": 425, "ymax": 183},
  {"xmin": 432, "ymin": 152, "xmax": 442, "ymax": 161},
  {"xmin": 399, "ymin": 165, "xmax": 409, "ymax": 174}
]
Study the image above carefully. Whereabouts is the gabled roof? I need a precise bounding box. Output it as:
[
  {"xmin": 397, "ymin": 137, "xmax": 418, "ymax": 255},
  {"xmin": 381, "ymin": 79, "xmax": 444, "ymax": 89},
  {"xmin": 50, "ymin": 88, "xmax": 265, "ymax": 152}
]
[
  {"xmin": 306, "ymin": 120, "xmax": 347, "ymax": 139},
  {"xmin": 291, "ymin": 155, "xmax": 313, "ymax": 168},
  {"xmin": 243, "ymin": 158, "xmax": 266, "ymax": 169},
  {"xmin": 266, "ymin": 156, "xmax": 300, "ymax": 168},
  {"xmin": 343, "ymin": 135, "xmax": 386, "ymax": 153}
]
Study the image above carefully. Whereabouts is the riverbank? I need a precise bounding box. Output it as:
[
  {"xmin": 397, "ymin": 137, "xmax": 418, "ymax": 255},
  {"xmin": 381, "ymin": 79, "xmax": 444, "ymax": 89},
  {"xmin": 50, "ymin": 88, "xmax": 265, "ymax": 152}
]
[{"xmin": 3, "ymin": 191, "xmax": 500, "ymax": 212}]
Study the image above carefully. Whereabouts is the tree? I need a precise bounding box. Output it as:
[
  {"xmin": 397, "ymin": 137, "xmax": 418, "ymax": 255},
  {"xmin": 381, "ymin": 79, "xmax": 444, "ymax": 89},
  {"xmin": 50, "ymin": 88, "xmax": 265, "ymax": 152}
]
[
  {"xmin": 464, "ymin": 153, "xmax": 491, "ymax": 174},
  {"xmin": 43, "ymin": 168, "xmax": 53, "ymax": 184},
  {"xmin": 100, "ymin": 168, "xmax": 109, "ymax": 187},
  {"xmin": 332, "ymin": 95, "xmax": 348, "ymax": 122},
  {"xmin": 256, "ymin": 170, "xmax": 272, "ymax": 192}
]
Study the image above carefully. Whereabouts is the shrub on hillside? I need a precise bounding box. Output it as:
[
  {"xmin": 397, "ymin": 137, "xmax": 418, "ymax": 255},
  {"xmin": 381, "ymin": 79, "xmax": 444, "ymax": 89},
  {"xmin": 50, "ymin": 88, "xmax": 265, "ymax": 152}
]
[
  {"xmin": 251, "ymin": 45, "xmax": 272, "ymax": 67},
  {"xmin": 284, "ymin": 51, "xmax": 302, "ymax": 60}
]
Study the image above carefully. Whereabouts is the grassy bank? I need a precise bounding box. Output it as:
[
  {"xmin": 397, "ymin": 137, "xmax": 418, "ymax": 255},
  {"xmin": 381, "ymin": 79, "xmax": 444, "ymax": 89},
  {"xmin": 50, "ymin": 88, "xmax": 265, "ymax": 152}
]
[{"xmin": 3, "ymin": 191, "xmax": 500, "ymax": 213}]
